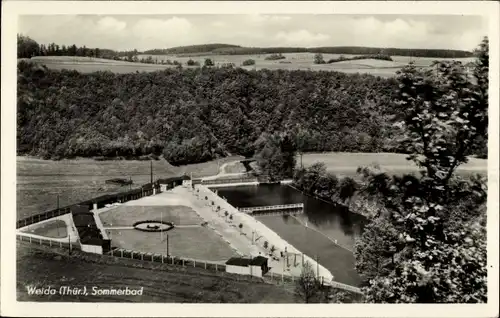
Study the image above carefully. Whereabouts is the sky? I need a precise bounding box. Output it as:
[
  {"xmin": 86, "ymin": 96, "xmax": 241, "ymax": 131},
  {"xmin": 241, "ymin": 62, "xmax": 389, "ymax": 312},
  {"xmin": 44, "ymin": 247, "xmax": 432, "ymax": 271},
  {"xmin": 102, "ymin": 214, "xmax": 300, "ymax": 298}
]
[{"xmin": 18, "ymin": 14, "xmax": 488, "ymax": 51}]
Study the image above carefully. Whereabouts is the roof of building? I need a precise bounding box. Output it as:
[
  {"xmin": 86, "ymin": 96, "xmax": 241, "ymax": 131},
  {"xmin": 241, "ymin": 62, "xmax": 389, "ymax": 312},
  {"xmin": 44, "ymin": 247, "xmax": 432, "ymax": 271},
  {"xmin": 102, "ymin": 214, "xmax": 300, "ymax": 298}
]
[
  {"xmin": 225, "ymin": 256, "xmax": 268, "ymax": 267},
  {"xmin": 249, "ymin": 256, "xmax": 268, "ymax": 266},
  {"xmin": 157, "ymin": 175, "xmax": 191, "ymax": 184}
]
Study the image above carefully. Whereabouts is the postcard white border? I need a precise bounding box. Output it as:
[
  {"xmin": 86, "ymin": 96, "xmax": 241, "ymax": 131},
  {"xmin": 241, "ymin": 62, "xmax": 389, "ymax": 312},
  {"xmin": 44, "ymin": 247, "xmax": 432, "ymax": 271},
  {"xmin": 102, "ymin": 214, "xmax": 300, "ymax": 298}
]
[{"xmin": 1, "ymin": 1, "xmax": 499, "ymax": 317}]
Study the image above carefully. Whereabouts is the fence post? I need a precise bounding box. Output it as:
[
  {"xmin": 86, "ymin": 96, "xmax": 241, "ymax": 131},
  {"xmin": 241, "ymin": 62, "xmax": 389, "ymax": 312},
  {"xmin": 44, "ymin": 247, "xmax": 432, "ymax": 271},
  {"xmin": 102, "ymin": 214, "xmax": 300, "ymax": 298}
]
[
  {"xmin": 161, "ymin": 255, "xmax": 164, "ymax": 264},
  {"xmin": 204, "ymin": 262, "xmax": 207, "ymax": 270},
  {"xmin": 50, "ymin": 240, "xmax": 52, "ymax": 247},
  {"xmin": 121, "ymin": 250, "xmax": 123, "ymax": 258},
  {"xmin": 193, "ymin": 260, "xmax": 196, "ymax": 268},
  {"xmin": 172, "ymin": 257, "xmax": 174, "ymax": 265},
  {"xmin": 131, "ymin": 251, "xmax": 134, "ymax": 259},
  {"xmin": 215, "ymin": 264, "xmax": 218, "ymax": 271},
  {"xmin": 29, "ymin": 236, "xmax": 32, "ymax": 243},
  {"xmin": 39, "ymin": 238, "xmax": 42, "ymax": 245},
  {"xmin": 141, "ymin": 253, "xmax": 144, "ymax": 261}
]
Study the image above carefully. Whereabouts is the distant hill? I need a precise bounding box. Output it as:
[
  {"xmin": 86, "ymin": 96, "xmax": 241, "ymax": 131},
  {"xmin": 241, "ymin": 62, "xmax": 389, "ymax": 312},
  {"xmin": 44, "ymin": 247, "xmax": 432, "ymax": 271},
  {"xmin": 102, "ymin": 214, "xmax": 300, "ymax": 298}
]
[
  {"xmin": 143, "ymin": 44, "xmax": 242, "ymax": 55},
  {"xmin": 145, "ymin": 44, "xmax": 473, "ymax": 58}
]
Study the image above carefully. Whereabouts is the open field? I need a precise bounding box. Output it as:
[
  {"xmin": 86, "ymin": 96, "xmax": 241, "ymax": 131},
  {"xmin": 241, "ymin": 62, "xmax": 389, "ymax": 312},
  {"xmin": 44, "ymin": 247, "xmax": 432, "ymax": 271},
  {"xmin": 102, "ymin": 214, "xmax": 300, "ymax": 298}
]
[
  {"xmin": 300, "ymin": 152, "xmax": 488, "ymax": 177},
  {"xmin": 25, "ymin": 54, "xmax": 474, "ymax": 77},
  {"xmin": 99, "ymin": 205, "xmax": 203, "ymax": 227},
  {"xmin": 17, "ymin": 242, "xmax": 294, "ymax": 303},
  {"xmin": 106, "ymin": 226, "xmax": 238, "ymax": 261},
  {"xmin": 20, "ymin": 219, "xmax": 67, "ymax": 238},
  {"xmin": 16, "ymin": 155, "xmax": 243, "ymax": 219}
]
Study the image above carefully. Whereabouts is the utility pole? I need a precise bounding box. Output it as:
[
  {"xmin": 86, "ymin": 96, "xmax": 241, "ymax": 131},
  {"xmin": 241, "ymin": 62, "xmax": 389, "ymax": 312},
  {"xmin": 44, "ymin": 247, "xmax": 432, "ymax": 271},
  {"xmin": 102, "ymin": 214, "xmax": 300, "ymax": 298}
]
[
  {"xmin": 57, "ymin": 194, "xmax": 60, "ymax": 236},
  {"xmin": 166, "ymin": 234, "xmax": 169, "ymax": 256},
  {"xmin": 150, "ymin": 161, "xmax": 153, "ymax": 184}
]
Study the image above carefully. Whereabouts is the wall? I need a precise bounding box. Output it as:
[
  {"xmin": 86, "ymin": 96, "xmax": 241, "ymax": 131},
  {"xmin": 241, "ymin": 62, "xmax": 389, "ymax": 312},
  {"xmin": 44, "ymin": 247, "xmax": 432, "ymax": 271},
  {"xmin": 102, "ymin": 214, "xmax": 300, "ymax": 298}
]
[
  {"xmin": 249, "ymin": 265, "xmax": 263, "ymax": 277},
  {"xmin": 226, "ymin": 265, "xmax": 251, "ymax": 276},
  {"xmin": 81, "ymin": 243, "xmax": 103, "ymax": 254}
]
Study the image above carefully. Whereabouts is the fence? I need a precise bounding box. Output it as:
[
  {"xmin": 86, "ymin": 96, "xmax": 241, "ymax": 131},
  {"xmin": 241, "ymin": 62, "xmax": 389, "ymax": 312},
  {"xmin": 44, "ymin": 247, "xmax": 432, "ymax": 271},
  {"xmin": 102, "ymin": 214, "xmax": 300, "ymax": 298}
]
[
  {"xmin": 202, "ymin": 176, "xmax": 258, "ymax": 186},
  {"xmin": 16, "ymin": 234, "xmax": 78, "ymax": 250},
  {"xmin": 239, "ymin": 203, "xmax": 304, "ymax": 214},
  {"xmin": 16, "ymin": 181, "xmax": 162, "ymax": 229},
  {"xmin": 109, "ymin": 248, "xmax": 226, "ymax": 272}
]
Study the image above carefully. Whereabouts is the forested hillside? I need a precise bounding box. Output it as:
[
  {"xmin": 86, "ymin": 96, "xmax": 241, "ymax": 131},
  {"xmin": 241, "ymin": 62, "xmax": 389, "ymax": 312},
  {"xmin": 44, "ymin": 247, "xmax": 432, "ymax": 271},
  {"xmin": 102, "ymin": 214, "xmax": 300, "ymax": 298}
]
[
  {"xmin": 146, "ymin": 43, "xmax": 473, "ymax": 58},
  {"xmin": 17, "ymin": 61, "xmax": 405, "ymax": 164}
]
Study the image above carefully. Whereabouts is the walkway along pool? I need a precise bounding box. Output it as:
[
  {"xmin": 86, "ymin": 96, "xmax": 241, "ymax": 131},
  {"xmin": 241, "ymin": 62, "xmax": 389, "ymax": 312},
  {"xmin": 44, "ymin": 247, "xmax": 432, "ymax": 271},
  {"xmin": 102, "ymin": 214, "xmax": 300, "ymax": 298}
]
[{"xmin": 216, "ymin": 183, "xmax": 367, "ymax": 287}]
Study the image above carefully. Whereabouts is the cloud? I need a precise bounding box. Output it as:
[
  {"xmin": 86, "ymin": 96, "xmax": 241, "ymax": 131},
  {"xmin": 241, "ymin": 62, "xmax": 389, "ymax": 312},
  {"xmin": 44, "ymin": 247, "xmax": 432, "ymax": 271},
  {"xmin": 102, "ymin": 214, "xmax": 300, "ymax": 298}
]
[
  {"xmin": 275, "ymin": 30, "xmax": 330, "ymax": 46},
  {"xmin": 18, "ymin": 15, "xmax": 487, "ymax": 51},
  {"xmin": 97, "ymin": 17, "xmax": 126, "ymax": 33}
]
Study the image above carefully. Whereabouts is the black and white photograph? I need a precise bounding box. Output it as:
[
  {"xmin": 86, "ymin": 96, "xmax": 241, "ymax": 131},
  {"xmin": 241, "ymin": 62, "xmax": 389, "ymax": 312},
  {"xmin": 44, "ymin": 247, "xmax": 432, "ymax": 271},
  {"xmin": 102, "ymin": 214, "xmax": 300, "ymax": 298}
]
[{"xmin": 1, "ymin": 1, "xmax": 499, "ymax": 317}]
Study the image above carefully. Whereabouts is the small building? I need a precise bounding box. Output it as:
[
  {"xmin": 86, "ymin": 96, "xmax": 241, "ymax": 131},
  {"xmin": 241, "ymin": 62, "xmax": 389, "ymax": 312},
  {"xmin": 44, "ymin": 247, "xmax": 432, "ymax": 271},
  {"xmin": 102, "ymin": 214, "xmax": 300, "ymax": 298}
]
[
  {"xmin": 225, "ymin": 256, "xmax": 269, "ymax": 277},
  {"xmin": 157, "ymin": 175, "xmax": 191, "ymax": 191}
]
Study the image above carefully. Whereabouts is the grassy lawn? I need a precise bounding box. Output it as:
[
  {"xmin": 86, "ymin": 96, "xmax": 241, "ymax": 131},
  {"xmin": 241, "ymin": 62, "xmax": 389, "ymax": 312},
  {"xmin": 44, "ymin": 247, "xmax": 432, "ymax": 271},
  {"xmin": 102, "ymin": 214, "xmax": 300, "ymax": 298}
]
[
  {"xmin": 107, "ymin": 227, "xmax": 238, "ymax": 262},
  {"xmin": 16, "ymin": 155, "xmax": 242, "ymax": 220},
  {"xmin": 99, "ymin": 205, "xmax": 203, "ymax": 227},
  {"xmin": 20, "ymin": 219, "xmax": 67, "ymax": 238},
  {"xmin": 300, "ymin": 152, "xmax": 487, "ymax": 177},
  {"xmin": 16, "ymin": 242, "xmax": 294, "ymax": 303}
]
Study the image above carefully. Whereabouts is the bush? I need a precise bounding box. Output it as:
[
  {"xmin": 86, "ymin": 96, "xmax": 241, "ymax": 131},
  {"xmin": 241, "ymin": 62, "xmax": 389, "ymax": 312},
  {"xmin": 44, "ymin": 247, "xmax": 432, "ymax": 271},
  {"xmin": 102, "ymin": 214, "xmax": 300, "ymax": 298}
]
[{"xmin": 242, "ymin": 59, "xmax": 255, "ymax": 66}]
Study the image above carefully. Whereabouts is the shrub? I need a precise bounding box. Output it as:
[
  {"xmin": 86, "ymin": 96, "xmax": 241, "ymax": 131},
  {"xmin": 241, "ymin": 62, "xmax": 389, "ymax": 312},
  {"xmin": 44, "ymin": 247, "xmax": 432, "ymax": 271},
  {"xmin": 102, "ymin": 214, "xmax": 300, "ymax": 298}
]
[{"xmin": 242, "ymin": 59, "xmax": 255, "ymax": 66}]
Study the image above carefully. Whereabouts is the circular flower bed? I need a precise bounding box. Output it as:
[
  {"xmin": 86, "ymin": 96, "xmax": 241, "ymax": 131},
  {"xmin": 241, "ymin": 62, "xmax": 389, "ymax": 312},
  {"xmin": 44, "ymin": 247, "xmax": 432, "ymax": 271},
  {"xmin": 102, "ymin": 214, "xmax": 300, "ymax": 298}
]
[{"xmin": 133, "ymin": 220, "xmax": 174, "ymax": 232}]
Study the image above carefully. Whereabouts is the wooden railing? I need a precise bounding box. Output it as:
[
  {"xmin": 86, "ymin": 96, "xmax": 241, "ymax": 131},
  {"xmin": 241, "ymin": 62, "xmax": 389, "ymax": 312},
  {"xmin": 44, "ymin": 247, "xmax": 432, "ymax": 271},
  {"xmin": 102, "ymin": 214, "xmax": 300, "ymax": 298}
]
[{"xmin": 239, "ymin": 203, "xmax": 304, "ymax": 214}]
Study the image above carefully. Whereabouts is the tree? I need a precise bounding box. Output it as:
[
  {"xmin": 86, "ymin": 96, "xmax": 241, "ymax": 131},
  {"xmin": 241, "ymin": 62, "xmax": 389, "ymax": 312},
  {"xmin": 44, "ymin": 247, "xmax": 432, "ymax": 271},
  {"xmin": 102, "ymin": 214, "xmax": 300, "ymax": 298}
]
[
  {"xmin": 238, "ymin": 223, "xmax": 243, "ymax": 232},
  {"xmin": 242, "ymin": 59, "xmax": 255, "ymax": 66},
  {"xmin": 224, "ymin": 210, "xmax": 229, "ymax": 220},
  {"xmin": 204, "ymin": 58, "xmax": 214, "ymax": 67},
  {"xmin": 255, "ymin": 133, "xmax": 296, "ymax": 181},
  {"xmin": 17, "ymin": 34, "xmax": 40, "ymax": 58},
  {"xmin": 263, "ymin": 241, "xmax": 269, "ymax": 249},
  {"xmin": 355, "ymin": 38, "xmax": 489, "ymax": 303},
  {"xmin": 295, "ymin": 261, "xmax": 322, "ymax": 303},
  {"xmin": 313, "ymin": 53, "xmax": 325, "ymax": 64},
  {"xmin": 229, "ymin": 214, "xmax": 233, "ymax": 222}
]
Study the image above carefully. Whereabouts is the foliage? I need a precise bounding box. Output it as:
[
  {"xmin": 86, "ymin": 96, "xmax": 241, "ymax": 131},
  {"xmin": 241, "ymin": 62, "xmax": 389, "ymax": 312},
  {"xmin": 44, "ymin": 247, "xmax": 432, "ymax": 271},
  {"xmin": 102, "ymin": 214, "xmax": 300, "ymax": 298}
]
[
  {"xmin": 186, "ymin": 59, "xmax": 200, "ymax": 66},
  {"xmin": 293, "ymin": 163, "xmax": 358, "ymax": 205},
  {"xmin": 264, "ymin": 53, "xmax": 286, "ymax": 60},
  {"xmin": 295, "ymin": 261, "xmax": 322, "ymax": 303},
  {"xmin": 18, "ymin": 34, "xmax": 40, "ymax": 58},
  {"xmin": 255, "ymin": 133, "xmax": 296, "ymax": 181},
  {"xmin": 354, "ymin": 38, "xmax": 489, "ymax": 303},
  {"xmin": 18, "ymin": 62, "xmax": 407, "ymax": 164},
  {"xmin": 204, "ymin": 58, "xmax": 215, "ymax": 67},
  {"xmin": 327, "ymin": 54, "xmax": 393, "ymax": 64},
  {"xmin": 313, "ymin": 53, "xmax": 325, "ymax": 64},
  {"xmin": 263, "ymin": 241, "xmax": 269, "ymax": 249},
  {"xmin": 241, "ymin": 59, "xmax": 256, "ymax": 66}
]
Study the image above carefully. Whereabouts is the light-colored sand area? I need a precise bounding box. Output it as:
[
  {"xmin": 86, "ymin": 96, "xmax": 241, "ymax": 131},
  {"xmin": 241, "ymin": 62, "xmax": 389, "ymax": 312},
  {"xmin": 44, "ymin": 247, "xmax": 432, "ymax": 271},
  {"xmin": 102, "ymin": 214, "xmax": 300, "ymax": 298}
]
[
  {"xmin": 98, "ymin": 204, "xmax": 203, "ymax": 227},
  {"xmin": 106, "ymin": 227, "xmax": 238, "ymax": 262},
  {"xmin": 172, "ymin": 185, "xmax": 335, "ymax": 282},
  {"xmin": 17, "ymin": 213, "xmax": 79, "ymax": 243}
]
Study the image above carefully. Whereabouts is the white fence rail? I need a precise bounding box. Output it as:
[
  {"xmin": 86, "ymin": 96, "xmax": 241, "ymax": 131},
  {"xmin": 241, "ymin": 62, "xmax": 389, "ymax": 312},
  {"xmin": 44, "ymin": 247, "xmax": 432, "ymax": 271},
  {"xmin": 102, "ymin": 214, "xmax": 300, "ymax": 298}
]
[{"xmin": 239, "ymin": 203, "xmax": 304, "ymax": 214}]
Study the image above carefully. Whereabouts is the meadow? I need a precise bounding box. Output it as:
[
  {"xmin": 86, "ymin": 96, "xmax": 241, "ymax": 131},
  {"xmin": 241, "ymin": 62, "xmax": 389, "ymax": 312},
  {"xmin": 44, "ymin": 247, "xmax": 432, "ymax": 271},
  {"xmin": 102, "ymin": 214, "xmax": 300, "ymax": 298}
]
[
  {"xmin": 299, "ymin": 152, "xmax": 488, "ymax": 177},
  {"xmin": 16, "ymin": 155, "xmax": 243, "ymax": 220},
  {"xmin": 25, "ymin": 53, "xmax": 474, "ymax": 77},
  {"xmin": 17, "ymin": 242, "xmax": 294, "ymax": 303},
  {"xmin": 98, "ymin": 205, "xmax": 203, "ymax": 227},
  {"xmin": 20, "ymin": 219, "xmax": 67, "ymax": 238},
  {"xmin": 106, "ymin": 226, "xmax": 238, "ymax": 262}
]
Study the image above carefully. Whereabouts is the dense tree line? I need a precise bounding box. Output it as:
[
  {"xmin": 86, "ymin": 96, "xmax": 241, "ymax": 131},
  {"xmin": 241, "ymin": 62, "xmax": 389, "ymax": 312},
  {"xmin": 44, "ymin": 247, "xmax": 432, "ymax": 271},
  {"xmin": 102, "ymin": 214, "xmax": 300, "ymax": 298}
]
[
  {"xmin": 17, "ymin": 34, "xmax": 140, "ymax": 61},
  {"xmin": 144, "ymin": 44, "xmax": 242, "ymax": 55},
  {"xmin": 327, "ymin": 54, "xmax": 393, "ymax": 64},
  {"xmin": 145, "ymin": 43, "xmax": 473, "ymax": 58},
  {"xmin": 18, "ymin": 61, "xmax": 408, "ymax": 164}
]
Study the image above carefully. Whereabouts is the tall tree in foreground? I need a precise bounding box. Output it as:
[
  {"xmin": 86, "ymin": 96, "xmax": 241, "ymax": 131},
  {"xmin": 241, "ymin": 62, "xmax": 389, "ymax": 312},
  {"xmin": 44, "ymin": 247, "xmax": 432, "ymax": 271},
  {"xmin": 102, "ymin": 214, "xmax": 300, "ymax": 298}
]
[
  {"xmin": 354, "ymin": 37, "xmax": 489, "ymax": 303},
  {"xmin": 17, "ymin": 34, "xmax": 40, "ymax": 58}
]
